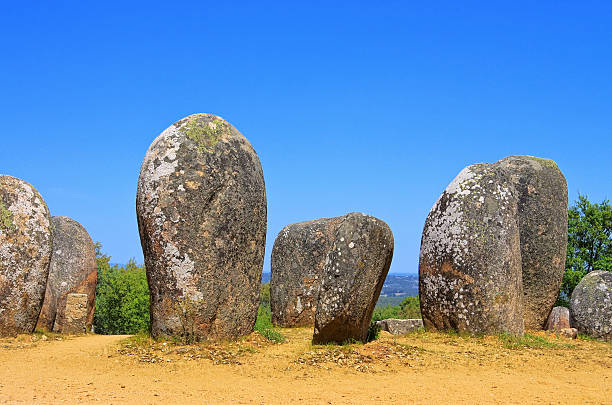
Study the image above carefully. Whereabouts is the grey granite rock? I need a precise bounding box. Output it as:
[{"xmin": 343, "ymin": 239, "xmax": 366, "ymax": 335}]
[
  {"xmin": 0, "ymin": 175, "xmax": 52, "ymax": 336},
  {"xmin": 375, "ymin": 318, "xmax": 423, "ymax": 335},
  {"xmin": 313, "ymin": 213, "xmax": 393, "ymax": 344},
  {"xmin": 137, "ymin": 113, "xmax": 267, "ymax": 340},
  {"xmin": 570, "ymin": 270, "xmax": 612, "ymax": 341},
  {"xmin": 37, "ymin": 216, "xmax": 96, "ymax": 332},
  {"xmin": 496, "ymin": 156, "xmax": 568, "ymax": 330},
  {"xmin": 419, "ymin": 163, "xmax": 524, "ymax": 336},
  {"xmin": 559, "ymin": 327, "xmax": 578, "ymax": 339},
  {"xmin": 270, "ymin": 216, "xmax": 343, "ymax": 327}
]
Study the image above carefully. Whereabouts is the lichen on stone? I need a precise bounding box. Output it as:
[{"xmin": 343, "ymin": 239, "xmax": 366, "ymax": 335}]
[
  {"xmin": 525, "ymin": 155, "xmax": 559, "ymax": 169},
  {"xmin": 177, "ymin": 114, "xmax": 229, "ymax": 153},
  {"xmin": 0, "ymin": 200, "xmax": 15, "ymax": 231}
]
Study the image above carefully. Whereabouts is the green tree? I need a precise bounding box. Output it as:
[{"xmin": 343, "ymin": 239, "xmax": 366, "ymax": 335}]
[
  {"xmin": 371, "ymin": 295, "xmax": 421, "ymax": 322},
  {"xmin": 558, "ymin": 195, "xmax": 612, "ymax": 306},
  {"xmin": 93, "ymin": 243, "xmax": 150, "ymax": 334}
]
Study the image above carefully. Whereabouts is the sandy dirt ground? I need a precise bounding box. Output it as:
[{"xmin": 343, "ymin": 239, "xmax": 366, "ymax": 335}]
[{"xmin": 0, "ymin": 327, "xmax": 611, "ymax": 404}]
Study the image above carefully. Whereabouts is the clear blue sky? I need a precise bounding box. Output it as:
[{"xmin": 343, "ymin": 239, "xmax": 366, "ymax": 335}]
[{"xmin": 1, "ymin": 1, "xmax": 610, "ymax": 273}]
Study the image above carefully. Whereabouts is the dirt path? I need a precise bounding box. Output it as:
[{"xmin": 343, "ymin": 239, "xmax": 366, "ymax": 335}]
[{"xmin": 1, "ymin": 329, "xmax": 611, "ymax": 404}]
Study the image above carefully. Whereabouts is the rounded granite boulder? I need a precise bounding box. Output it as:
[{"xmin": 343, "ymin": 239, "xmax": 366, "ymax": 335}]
[
  {"xmin": 137, "ymin": 113, "xmax": 267, "ymax": 340},
  {"xmin": 570, "ymin": 270, "xmax": 612, "ymax": 341},
  {"xmin": 270, "ymin": 216, "xmax": 343, "ymax": 327},
  {"xmin": 36, "ymin": 216, "xmax": 97, "ymax": 333},
  {"xmin": 496, "ymin": 156, "xmax": 568, "ymax": 330},
  {"xmin": 419, "ymin": 163, "xmax": 524, "ymax": 336},
  {"xmin": 313, "ymin": 212, "xmax": 393, "ymax": 344},
  {"xmin": 0, "ymin": 175, "xmax": 52, "ymax": 337}
]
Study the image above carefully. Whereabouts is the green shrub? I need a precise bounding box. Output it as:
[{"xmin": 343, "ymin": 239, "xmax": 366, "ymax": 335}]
[
  {"xmin": 93, "ymin": 243, "xmax": 150, "ymax": 335},
  {"xmin": 371, "ymin": 295, "xmax": 421, "ymax": 322},
  {"xmin": 254, "ymin": 283, "xmax": 285, "ymax": 343}
]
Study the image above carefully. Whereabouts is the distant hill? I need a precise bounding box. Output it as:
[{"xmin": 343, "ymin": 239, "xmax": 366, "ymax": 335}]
[
  {"xmin": 261, "ymin": 272, "xmax": 418, "ymax": 300},
  {"xmin": 379, "ymin": 273, "xmax": 418, "ymax": 297}
]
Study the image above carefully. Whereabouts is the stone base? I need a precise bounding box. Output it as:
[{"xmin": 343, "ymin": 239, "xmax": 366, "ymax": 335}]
[{"xmin": 375, "ymin": 319, "xmax": 423, "ymax": 335}]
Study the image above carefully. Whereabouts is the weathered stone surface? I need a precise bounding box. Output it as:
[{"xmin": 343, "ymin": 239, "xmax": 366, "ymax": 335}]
[
  {"xmin": 56, "ymin": 293, "xmax": 88, "ymax": 334},
  {"xmin": 545, "ymin": 306, "xmax": 571, "ymax": 331},
  {"xmin": 136, "ymin": 113, "xmax": 267, "ymax": 340},
  {"xmin": 375, "ymin": 318, "xmax": 423, "ymax": 335},
  {"xmin": 496, "ymin": 156, "xmax": 568, "ymax": 330},
  {"xmin": 419, "ymin": 163, "xmax": 524, "ymax": 336},
  {"xmin": 313, "ymin": 213, "xmax": 393, "ymax": 344},
  {"xmin": 559, "ymin": 327, "xmax": 578, "ymax": 339},
  {"xmin": 270, "ymin": 216, "xmax": 343, "ymax": 327},
  {"xmin": 36, "ymin": 216, "xmax": 96, "ymax": 332},
  {"xmin": 570, "ymin": 270, "xmax": 612, "ymax": 341},
  {"xmin": 0, "ymin": 175, "xmax": 52, "ymax": 337}
]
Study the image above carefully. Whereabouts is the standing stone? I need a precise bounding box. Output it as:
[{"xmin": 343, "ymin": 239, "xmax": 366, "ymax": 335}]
[
  {"xmin": 419, "ymin": 164, "xmax": 524, "ymax": 336},
  {"xmin": 137, "ymin": 113, "xmax": 267, "ymax": 340},
  {"xmin": 313, "ymin": 213, "xmax": 393, "ymax": 344},
  {"xmin": 270, "ymin": 216, "xmax": 343, "ymax": 327},
  {"xmin": 0, "ymin": 175, "xmax": 52, "ymax": 337},
  {"xmin": 56, "ymin": 293, "xmax": 88, "ymax": 334},
  {"xmin": 570, "ymin": 270, "xmax": 612, "ymax": 341},
  {"xmin": 545, "ymin": 306, "xmax": 571, "ymax": 331},
  {"xmin": 496, "ymin": 156, "xmax": 568, "ymax": 330},
  {"xmin": 36, "ymin": 216, "xmax": 97, "ymax": 332}
]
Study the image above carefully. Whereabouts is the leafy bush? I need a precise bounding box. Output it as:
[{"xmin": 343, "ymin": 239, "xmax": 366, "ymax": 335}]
[
  {"xmin": 371, "ymin": 295, "xmax": 421, "ymax": 322},
  {"xmin": 93, "ymin": 243, "xmax": 150, "ymax": 334},
  {"xmin": 254, "ymin": 283, "xmax": 285, "ymax": 343}
]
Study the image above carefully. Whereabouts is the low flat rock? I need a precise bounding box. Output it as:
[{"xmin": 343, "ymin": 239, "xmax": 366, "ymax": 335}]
[
  {"xmin": 496, "ymin": 156, "xmax": 568, "ymax": 330},
  {"xmin": 270, "ymin": 216, "xmax": 343, "ymax": 327},
  {"xmin": 313, "ymin": 213, "xmax": 393, "ymax": 344},
  {"xmin": 137, "ymin": 113, "xmax": 267, "ymax": 340},
  {"xmin": 36, "ymin": 216, "xmax": 96, "ymax": 332},
  {"xmin": 545, "ymin": 306, "xmax": 571, "ymax": 331},
  {"xmin": 570, "ymin": 270, "xmax": 612, "ymax": 341},
  {"xmin": 419, "ymin": 163, "xmax": 524, "ymax": 336},
  {"xmin": 559, "ymin": 328, "xmax": 578, "ymax": 339},
  {"xmin": 56, "ymin": 293, "xmax": 88, "ymax": 334},
  {"xmin": 0, "ymin": 175, "xmax": 52, "ymax": 337},
  {"xmin": 375, "ymin": 318, "xmax": 423, "ymax": 335}
]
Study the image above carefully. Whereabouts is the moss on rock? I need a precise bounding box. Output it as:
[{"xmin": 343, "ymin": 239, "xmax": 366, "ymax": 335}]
[
  {"xmin": 0, "ymin": 200, "xmax": 15, "ymax": 231},
  {"xmin": 176, "ymin": 114, "xmax": 230, "ymax": 153}
]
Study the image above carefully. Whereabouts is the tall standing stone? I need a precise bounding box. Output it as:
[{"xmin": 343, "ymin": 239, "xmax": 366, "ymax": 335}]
[
  {"xmin": 270, "ymin": 216, "xmax": 343, "ymax": 327},
  {"xmin": 496, "ymin": 156, "xmax": 568, "ymax": 330},
  {"xmin": 570, "ymin": 270, "xmax": 612, "ymax": 341},
  {"xmin": 419, "ymin": 164, "xmax": 524, "ymax": 336},
  {"xmin": 36, "ymin": 216, "xmax": 97, "ymax": 333},
  {"xmin": 137, "ymin": 113, "xmax": 267, "ymax": 340},
  {"xmin": 313, "ymin": 213, "xmax": 393, "ymax": 344},
  {"xmin": 0, "ymin": 175, "xmax": 52, "ymax": 337}
]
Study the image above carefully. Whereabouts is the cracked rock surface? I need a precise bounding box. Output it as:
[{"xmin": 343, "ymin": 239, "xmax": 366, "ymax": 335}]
[
  {"xmin": 418, "ymin": 163, "xmax": 524, "ymax": 336},
  {"xmin": 270, "ymin": 216, "xmax": 343, "ymax": 327},
  {"xmin": 313, "ymin": 212, "xmax": 393, "ymax": 344},
  {"xmin": 570, "ymin": 270, "xmax": 612, "ymax": 341},
  {"xmin": 0, "ymin": 175, "xmax": 52, "ymax": 337},
  {"xmin": 36, "ymin": 216, "xmax": 97, "ymax": 333},
  {"xmin": 137, "ymin": 113, "xmax": 266, "ymax": 340},
  {"xmin": 497, "ymin": 156, "xmax": 568, "ymax": 330}
]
